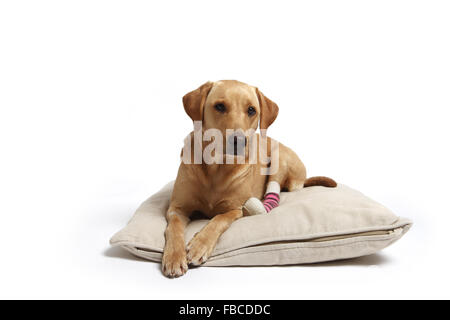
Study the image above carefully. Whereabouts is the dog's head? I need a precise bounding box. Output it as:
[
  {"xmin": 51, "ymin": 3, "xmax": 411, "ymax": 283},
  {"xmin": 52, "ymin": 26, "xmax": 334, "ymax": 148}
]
[{"xmin": 183, "ymin": 80, "xmax": 278, "ymax": 156}]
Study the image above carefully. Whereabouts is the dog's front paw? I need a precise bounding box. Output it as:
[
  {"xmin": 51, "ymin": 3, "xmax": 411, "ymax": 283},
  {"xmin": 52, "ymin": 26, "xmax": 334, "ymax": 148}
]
[
  {"xmin": 162, "ymin": 247, "xmax": 188, "ymax": 278},
  {"xmin": 186, "ymin": 232, "xmax": 215, "ymax": 266}
]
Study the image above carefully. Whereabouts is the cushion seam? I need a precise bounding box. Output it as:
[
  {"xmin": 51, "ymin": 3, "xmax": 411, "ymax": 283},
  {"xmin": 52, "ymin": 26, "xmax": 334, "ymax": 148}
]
[{"xmin": 207, "ymin": 235, "xmax": 399, "ymax": 262}]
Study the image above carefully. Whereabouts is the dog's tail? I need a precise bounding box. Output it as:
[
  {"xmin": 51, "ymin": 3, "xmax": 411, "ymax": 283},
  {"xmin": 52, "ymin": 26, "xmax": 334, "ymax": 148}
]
[{"xmin": 304, "ymin": 176, "xmax": 337, "ymax": 188}]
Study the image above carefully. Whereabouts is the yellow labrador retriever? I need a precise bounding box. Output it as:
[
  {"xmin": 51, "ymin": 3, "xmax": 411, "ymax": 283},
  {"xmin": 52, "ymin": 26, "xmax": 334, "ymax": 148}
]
[{"xmin": 162, "ymin": 80, "xmax": 336, "ymax": 277}]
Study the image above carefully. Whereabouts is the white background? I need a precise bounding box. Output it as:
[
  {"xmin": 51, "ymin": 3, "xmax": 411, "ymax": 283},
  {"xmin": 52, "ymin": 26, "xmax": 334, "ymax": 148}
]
[{"xmin": 1, "ymin": 0, "xmax": 449, "ymax": 299}]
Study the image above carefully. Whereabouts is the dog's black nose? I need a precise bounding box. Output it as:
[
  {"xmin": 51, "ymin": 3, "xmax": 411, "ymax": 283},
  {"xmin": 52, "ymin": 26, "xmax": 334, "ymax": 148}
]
[
  {"xmin": 229, "ymin": 134, "xmax": 247, "ymax": 147},
  {"xmin": 226, "ymin": 133, "xmax": 247, "ymax": 156}
]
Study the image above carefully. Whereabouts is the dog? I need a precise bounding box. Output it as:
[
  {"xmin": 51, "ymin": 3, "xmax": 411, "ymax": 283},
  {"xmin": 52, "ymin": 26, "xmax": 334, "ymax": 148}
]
[{"xmin": 162, "ymin": 80, "xmax": 336, "ymax": 277}]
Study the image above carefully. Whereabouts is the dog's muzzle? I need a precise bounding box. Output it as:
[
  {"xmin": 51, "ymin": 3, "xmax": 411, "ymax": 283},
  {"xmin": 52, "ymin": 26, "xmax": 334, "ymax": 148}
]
[{"xmin": 226, "ymin": 132, "xmax": 247, "ymax": 156}]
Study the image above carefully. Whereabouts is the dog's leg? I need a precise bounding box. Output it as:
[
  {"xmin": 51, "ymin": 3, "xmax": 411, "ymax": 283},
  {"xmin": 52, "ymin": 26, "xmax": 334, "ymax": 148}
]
[
  {"xmin": 243, "ymin": 145, "xmax": 306, "ymax": 216},
  {"xmin": 162, "ymin": 209, "xmax": 190, "ymax": 278},
  {"xmin": 187, "ymin": 208, "xmax": 243, "ymax": 266},
  {"xmin": 261, "ymin": 180, "xmax": 281, "ymax": 211},
  {"xmin": 243, "ymin": 181, "xmax": 281, "ymax": 215}
]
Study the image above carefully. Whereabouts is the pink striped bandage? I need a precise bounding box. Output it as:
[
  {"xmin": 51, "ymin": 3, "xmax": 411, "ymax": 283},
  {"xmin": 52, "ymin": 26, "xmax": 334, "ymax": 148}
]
[{"xmin": 262, "ymin": 192, "xmax": 280, "ymax": 212}]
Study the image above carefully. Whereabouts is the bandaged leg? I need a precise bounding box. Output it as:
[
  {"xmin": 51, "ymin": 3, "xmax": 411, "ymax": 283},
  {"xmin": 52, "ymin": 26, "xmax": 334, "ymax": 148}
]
[{"xmin": 243, "ymin": 181, "xmax": 281, "ymax": 215}]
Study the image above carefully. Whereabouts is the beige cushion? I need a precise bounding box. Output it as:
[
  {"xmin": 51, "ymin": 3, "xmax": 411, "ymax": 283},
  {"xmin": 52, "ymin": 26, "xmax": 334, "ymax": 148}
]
[{"xmin": 110, "ymin": 182, "xmax": 412, "ymax": 266}]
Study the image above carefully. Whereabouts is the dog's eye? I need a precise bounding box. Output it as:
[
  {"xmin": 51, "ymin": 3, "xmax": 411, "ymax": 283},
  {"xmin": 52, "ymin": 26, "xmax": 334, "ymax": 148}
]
[
  {"xmin": 247, "ymin": 106, "xmax": 256, "ymax": 116},
  {"xmin": 214, "ymin": 103, "xmax": 226, "ymax": 113}
]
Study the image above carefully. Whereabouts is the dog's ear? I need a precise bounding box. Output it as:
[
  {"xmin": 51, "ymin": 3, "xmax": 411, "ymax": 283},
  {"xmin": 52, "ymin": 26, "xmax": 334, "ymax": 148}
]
[
  {"xmin": 256, "ymin": 88, "xmax": 279, "ymax": 132},
  {"xmin": 182, "ymin": 81, "xmax": 214, "ymax": 122}
]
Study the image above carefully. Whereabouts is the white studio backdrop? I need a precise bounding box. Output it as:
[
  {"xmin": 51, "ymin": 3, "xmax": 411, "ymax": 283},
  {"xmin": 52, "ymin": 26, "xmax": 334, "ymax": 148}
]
[{"xmin": 0, "ymin": 1, "xmax": 449, "ymax": 299}]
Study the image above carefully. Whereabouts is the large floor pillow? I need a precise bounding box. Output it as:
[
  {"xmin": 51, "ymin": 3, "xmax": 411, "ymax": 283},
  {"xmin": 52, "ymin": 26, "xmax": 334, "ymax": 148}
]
[{"xmin": 110, "ymin": 182, "xmax": 412, "ymax": 266}]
